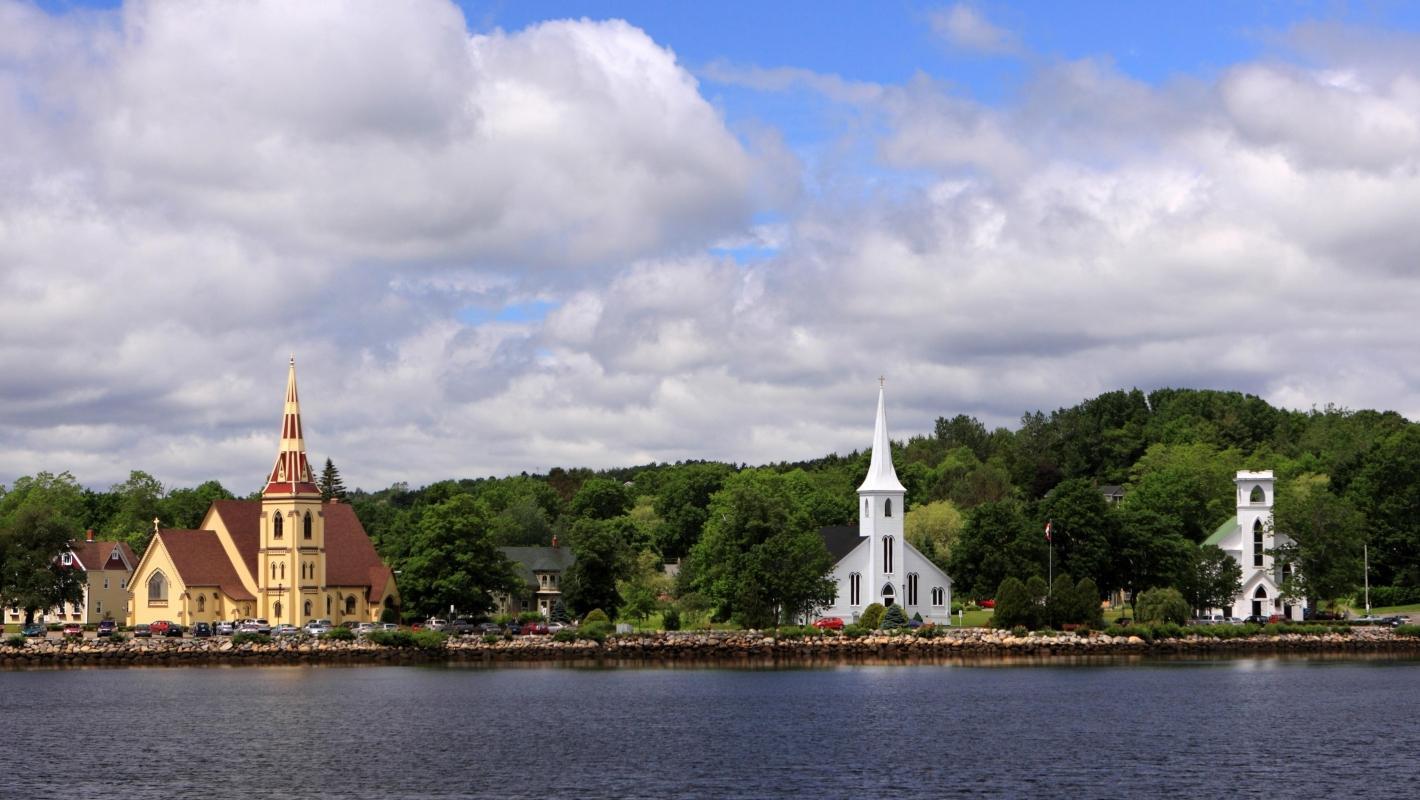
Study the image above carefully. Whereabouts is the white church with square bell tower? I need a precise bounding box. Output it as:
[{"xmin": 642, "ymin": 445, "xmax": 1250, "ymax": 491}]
[{"xmin": 814, "ymin": 382, "xmax": 954, "ymax": 625}]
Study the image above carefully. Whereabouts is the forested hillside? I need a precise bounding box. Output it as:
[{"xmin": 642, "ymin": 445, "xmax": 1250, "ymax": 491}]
[{"xmin": 4, "ymin": 389, "xmax": 1418, "ymax": 625}]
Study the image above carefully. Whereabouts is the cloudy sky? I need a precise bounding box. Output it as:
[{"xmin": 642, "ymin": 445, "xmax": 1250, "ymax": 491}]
[{"xmin": 4, "ymin": 0, "xmax": 1420, "ymax": 493}]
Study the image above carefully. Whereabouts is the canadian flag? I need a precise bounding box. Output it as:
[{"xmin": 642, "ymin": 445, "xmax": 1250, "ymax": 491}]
[{"xmin": 1044, "ymin": 521, "xmax": 1053, "ymax": 542}]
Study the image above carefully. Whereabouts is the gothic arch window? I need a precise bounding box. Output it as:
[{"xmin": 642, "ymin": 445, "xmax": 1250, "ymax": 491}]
[
  {"xmin": 273, "ymin": 513, "xmax": 284, "ymax": 539},
  {"xmin": 883, "ymin": 536, "xmax": 894, "ymax": 573},
  {"xmin": 885, "ymin": 498, "xmax": 893, "ymax": 517},
  {"xmin": 1253, "ymin": 585, "xmax": 1268, "ymax": 598},
  {"xmin": 303, "ymin": 511, "xmax": 313, "ymax": 540},
  {"xmin": 1253, "ymin": 520, "xmax": 1265, "ymax": 567},
  {"xmin": 907, "ymin": 573, "xmax": 919, "ymax": 606},
  {"xmin": 148, "ymin": 571, "xmax": 167, "ymax": 603},
  {"xmin": 931, "ymin": 587, "xmax": 945, "ymax": 606},
  {"xmin": 880, "ymin": 583, "xmax": 896, "ymax": 607},
  {"xmin": 849, "ymin": 573, "xmax": 861, "ymax": 606},
  {"xmin": 1250, "ymin": 485, "xmax": 1266, "ymax": 504},
  {"xmin": 271, "ymin": 563, "xmax": 277, "ymax": 580},
  {"xmin": 279, "ymin": 563, "xmax": 285, "ymax": 581},
  {"xmin": 326, "ymin": 596, "xmax": 332, "ymax": 615},
  {"xmin": 197, "ymin": 595, "xmax": 205, "ymax": 613},
  {"xmin": 345, "ymin": 596, "xmax": 357, "ymax": 615},
  {"xmin": 303, "ymin": 600, "xmax": 313, "ymax": 619}
]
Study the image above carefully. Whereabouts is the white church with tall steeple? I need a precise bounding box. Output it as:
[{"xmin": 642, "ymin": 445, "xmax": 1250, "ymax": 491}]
[{"xmin": 815, "ymin": 383, "xmax": 954, "ymax": 625}]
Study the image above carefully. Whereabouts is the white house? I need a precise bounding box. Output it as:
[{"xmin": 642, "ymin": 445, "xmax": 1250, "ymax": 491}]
[
  {"xmin": 1201, "ymin": 470, "xmax": 1305, "ymax": 620},
  {"xmin": 816, "ymin": 384, "xmax": 954, "ymax": 625}
]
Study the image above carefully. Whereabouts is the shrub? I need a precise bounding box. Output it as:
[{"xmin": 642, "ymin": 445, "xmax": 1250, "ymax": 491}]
[
  {"xmin": 1367, "ymin": 585, "xmax": 1420, "ymax": 607},
  {"xmin": 482, "ymin": 633, "xmax": 502, "ymax": 644},
  {"xmin": 110, "ymin": 633, "xmax": 128, "ymax": 644},
  {"xmin": 859, "ymin": 603, "xmax": 886, "ymax": 629},
  {"xmin": 993, "ymin": 577, "xmax": 1035, "ymax": 629},
  {"xmin": 321, "ymin": 627, "xmax": 356, "ymax": 641},
  {"xmin": 1135, "ymin": 587, "xmax": 1190, "ymax": 626},
  {"xmin": 232, "ymin": 632, "xmax": 271, "ymax": 646},
  {"xmin": 1010, "ymin": 625, "xmax": 1029, "ymax": 637},
  {"xmin": 4, "ymin": 634, "xmax": 25, "ymax": 648},
  {"xmin": 662, "ymin": 608, "xmax": 681, "ymax": 631},
  {"xmin": 578, "ymin": 620, "xmax": 613, "ymax": 643},
  {"xmin": 1103, "ymin": 625, "xmax": 1132, "ymax": 638},
  {"xmin": 915, "ymin": 624, "xmax": 943, "ymax": 639},
  {"xmin": 881, "ymin": 605, "xmax": 909, "ymax": 630},
  {"xmin": 583, "ymin": 609, "xmax": 611, "ymax": 626},
  {"xmin": 842, "ymin": 624, "xmax": 870, "ymax": 639},
  {"xmin": 367, "ymin": 630, "xmax": 415, "ymax": 648},
  {"xmin": 411, "ymin": 631, "xmax": 448, "ymax": 651},
  {"xmin": 1396, "ymin": 624, "xmax": 1420, "ymax": 637},
  {"xmin": 912, "ymin": 612, "xmax": 923, "ymax": 622},
  {"xmin": 518, "ymin": 611, "xmax": 544, "ymax": 623},
  {"xmin": 552, "ymin": 628, "xmax": 578, "ymax": 643},
  {"xmin": 379, "ymin": 606, "xmax": 399, "ymax": 624}
]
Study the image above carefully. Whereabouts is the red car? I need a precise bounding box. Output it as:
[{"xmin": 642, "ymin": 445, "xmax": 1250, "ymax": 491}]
[
  {"xmin": 62, "ymin": 623, "xmax": 82, "ymax": 637},
  {"xmin": 149, "ymin": 620, "xmax": 172, "ymax": 636},
  {"xmin": 812, "ymin": 617, "xmax": 844, "ymax": 630},
  {"xmin": 980, "ymin": 599, "xmax": 996, "ymax": 608},
  {"xmin": 520, "ymin": 621, "xmax": 549, "ymax": 635}
]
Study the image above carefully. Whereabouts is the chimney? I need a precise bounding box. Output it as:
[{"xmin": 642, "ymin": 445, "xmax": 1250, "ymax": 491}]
[
  {"xmin": 551, "ymin": 535, "xmax": 559, "ymax": 550},
  {"xmin": 86, "ymin": 529, "xmax": 95, "ymax": 542}
]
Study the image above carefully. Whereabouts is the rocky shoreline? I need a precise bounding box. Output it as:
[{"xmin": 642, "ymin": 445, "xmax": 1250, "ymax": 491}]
[{"xmin": 4, "ymin": 627, "xmax": 1419, "ymax": 669}]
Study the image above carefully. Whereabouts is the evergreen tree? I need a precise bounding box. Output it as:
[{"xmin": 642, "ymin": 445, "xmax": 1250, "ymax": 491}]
[
  {"xmin": 319, "ymin": 458, "xmax": 348, "ymax": 502},
  {"xmin": 880, "ymin": 604, "xmax": 908, "ymax": 629}
]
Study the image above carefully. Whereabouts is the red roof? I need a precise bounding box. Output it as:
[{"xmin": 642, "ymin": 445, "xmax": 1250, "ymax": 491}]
[
  {"xmin": 155, "ymin": 529, "xmax": 256, "ymax": 601},
  {"xmin": 69, "ymin": 540, "xmax": 136, "ymax": 573},
  {"xmin": 209, "ymin": 499, "xmax": 388, "ymax": 593}
]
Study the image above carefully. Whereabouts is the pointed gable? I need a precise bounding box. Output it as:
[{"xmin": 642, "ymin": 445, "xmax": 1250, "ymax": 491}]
[
  {"xmin": 209, "ymin": 499, "xmax": 262, "ymax": 581},
  {"xmin": 153, "ymin": 529, "xmax": 255, "ymax": 600}
]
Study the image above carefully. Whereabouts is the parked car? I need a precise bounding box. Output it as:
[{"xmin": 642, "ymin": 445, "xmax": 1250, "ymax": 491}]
[
  {"xmin": 272, "ymin": 624, "xmax": 301, "ymax": 637},
  {"xmin": 546, "ymin": 622, "xmax": 566, "ymax": 633},
  {"xmin": 304, "ymin": 620, "xmax": 331, "ymax": 636},
  {"xmin": 477, "ymin": 622, "xmax": 503, "ymax": 636},
  {"xmin": 164, "ymin": 623, "xmax": 184, "ymax": 638},
  {"xmin": 133, "ymin": 624, "xmax": 151, "ymax": 638},
  {"xmin": 1385, "ymin": 615, "xmax": 1410, "ymax": 627},
  {"xmin": 445, "ymin": 619, "xmax": 476, "ymax": 636},
  {"xmin": 1191, "ymin": 614, "xmax": 1226, "ymax": 625},
  {"xmin": 215, "ymin": 621, "xmax": 235, "ymax": 636},
  {"xmin": 244, "ymin": 618, "xmax": 272, "ymax": 634},
  {"xmin": 355, "ymin": 622, "xmax": 376, "ymax": 635},
  {"xmin": 149, "ymin": 620, "xmax": 172, "ymax": 636},
  {"xmin": 21, "ymin": 623, "xmax": 46, "ymax": 638},
  {"xmin": 424, "ymin": 618, "xmax": 448, "ymax": 631},
  {"xmin": 520, "ymin": 621, "xmax": 549, "ymax": 636},
  {"xmin": 97, "ymin": 620, "xmax": 117, "ymax": 637},
  {"xmin": 812, "ymin": 617, "xmax": 845, "ymax": 630},
  {"xmin": 193, "ymin": 622, "xmax": 212, "ymax": 638},
  {"xmin": 62, "ymin": 622, "xmax": 83, "ymax": 637},
  {"xmin": 979, "ymin": 599, "xmax": 996, "ymax": 609},
  {"xmin": 1242, "ymin": 615, "xmax": 1270, "ymax": 626},
  {"xmin": 378, "ymin": 623, "xmax": 399, "ymax": 632}
]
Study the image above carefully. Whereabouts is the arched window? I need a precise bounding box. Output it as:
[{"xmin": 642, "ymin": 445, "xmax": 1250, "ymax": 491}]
[
  {"xmin": 881, "ymin": 583, "xmax": 895, "ymax": 607},
  {"xmin": 197, "ymin": 595, "xmax": 206, "ymax": 613},
  {"xmin": 273, "ymin": 513, "xmax": 283, "ymax": 539},
  {"xmin": 883, "ymin": 536, "xmax": 894, "ymax": 573},
  {"xmin": 274, "ymin": 601, "xmax": 282, "ymax": 618},
  {"xmin": 303, "ymin": 600, "xmax": 312, "ymax": 619},
  {"xmin": 279, "ymin": 562, "xmax": 285, "ymax": 581},
  {"xmin": 1253, "ymin": 520, "xmax": 1265, "ymax": 567},
  {"xmin": 849, "ymin": 573, "xmax": 861, "ymax": 606},
  {"xmin": 326, "ymin": 596, "xmax": 332, "ymax": 615},
  {"xmin": 345, "ymin": 596, "xmax": 357, "ymax": 616},
  {"xmin": 148, "ymin": 572, "xmax": 167, "ymax": 603},
  {"xmin": 1253, "ymin": 585, "xmax": 1268, "ymax": 598},
  {"xmin": 271, "ymin": 563, "xmax": 277, "ymax": 580},
  {"xmin": 303, "ymin": 511, "xmax": 313, "ymax": 540},
  {"xmin": 907, "ymin": 573, "xmax": 919, "ymax": 606},
  {"xmin": 885, "ymin": 498, "xmax": 893, "ymax": 517},
  {"xmin": 931, "ymin": 587, "xmax": 944, "ymax": 606},
  {"xmin": 864, "ymin": 499, "xmax": 870, "ymax": 517},
  {"xmin": 1250, "ymin": 485, "xmax": 1266, "ymax": 504}
]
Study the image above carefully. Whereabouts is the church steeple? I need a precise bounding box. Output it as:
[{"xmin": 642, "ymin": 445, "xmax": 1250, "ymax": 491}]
[
  {"xmin": 858, "ymin": 380, "xmax": 906, "ymax": 494},
  {"xmin": 263, "ymin": 356, "xmax": 319, "ymax": 497}
]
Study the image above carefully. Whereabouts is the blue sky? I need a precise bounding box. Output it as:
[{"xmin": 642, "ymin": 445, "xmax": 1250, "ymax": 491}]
[{"xmin": 6, "ymin": 0, "xmax": 1420, "ymax": 489}]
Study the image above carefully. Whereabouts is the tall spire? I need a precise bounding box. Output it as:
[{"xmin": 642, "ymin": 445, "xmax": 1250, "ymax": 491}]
[
  {"xmin": 263, "ymin": 356, "xmax": 319, "ymax": 497},
  {"xmin": 858, "ymin": 380, "xmax": 906, "ymax": 493}
]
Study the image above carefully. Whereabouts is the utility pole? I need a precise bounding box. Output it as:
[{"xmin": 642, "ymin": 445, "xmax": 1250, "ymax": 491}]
[{"xmin": 1364, "ymin": 543, "xmax": 1371, "ymax": 615}]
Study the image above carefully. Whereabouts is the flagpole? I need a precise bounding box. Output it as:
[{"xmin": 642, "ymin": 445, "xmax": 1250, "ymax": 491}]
[{"xmin": 1046, "ymin": 520, "xmax": 1053, "ymax": 603}]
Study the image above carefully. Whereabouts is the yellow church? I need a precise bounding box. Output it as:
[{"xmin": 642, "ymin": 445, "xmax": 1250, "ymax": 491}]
[{"xmin": 127, "ymin": 358, "xmax": 399, "ymax": 627}]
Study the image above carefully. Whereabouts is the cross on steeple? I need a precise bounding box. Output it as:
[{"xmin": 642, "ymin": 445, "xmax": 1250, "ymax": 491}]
[{"xmin": 879, "ymin": 375, "xmax": 885, "ymax": 387}]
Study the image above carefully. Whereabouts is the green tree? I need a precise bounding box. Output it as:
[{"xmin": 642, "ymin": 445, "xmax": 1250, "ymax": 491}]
[
  {"xmin": 318, "ymin": 458, "xmax": 348, "ymax": 502},
  {"xmin": 948, "ymin": 500, "xmax": 1043, "ymax": 598},
  {"xmin": 1040, "ymin": 479, "xmax": 1117, "ymax": 590},
  {"xmin": 992, "ymin": 577, "xmax": 1033, "ymax": 629},
  {"xmin": 0, "ymin": 471, "xmax": 86, "ymax": 531},
  {"xmin": 682, "ymin": 470, "xmax": 835, "ymax": 628},
  {"xmin": 0, "ymin": 506, "xmax": 87, "ymax": 625},
  {"xmin": 1122, "ymin": 443, "xmax": 1243, "ymax": 542},
  {"xmin": 903, "ymin": 499, "xmax": 962, "ymax": 571},
  {"xmin": 1074, "ymin": 577, "xmax": 1105, "ymax": 628},
  {"xmin": 160, "ymin": 480, "xmax": 235, "ymax": 529},
  {"xmin": 104, "ymin": 470, "xmax": 165, "ymax": 554},
  {"xmin": 1045, "ymin": 573, "xmax": 1080, "ymax": 629},
  {"xmin": 1272, "ymin": 477, "xmax": 1364, "ymax": 608},
  {"xmin": 1135, "ymin": 586, "xmax": 1190, "ymax": 625},
  {"xmin": 935, "ymin": 414, "xmax": 991, "ymax": 461},
  {"xmin": 1182, "ymin": 545, "xmax": 1242, "ymax": 615},
  {"xmin": 569, "ymin": 478, "xmax": 633, "ymax": 521},
  {"xmin": 488, "ymin": 496, "xmax": 555, "ymax": 547},
  {"xmin": 1340, "ymin": 426, "xmax": 1420, "ymax": 586},
  {"xmin": 617, "ymin": 550, "xmax": 670, "ymax": 621},
  {"xmin": 397, "ymin": 494, "xmax": 520, "ymax": 619},
  {"xmin": 1113, "ymin": 506, "xmax": 1195, "ymax": 609},
  {"xmin": 562, "ymin": 517, "xmax": 634, "ymax": 619},
  {"xmin": 880, "ymin": 604, "xmax": 908, "ymax": 629},
  {"xmin": 652, "ymin": 463, "xmax": 733, "ymax": 560}
]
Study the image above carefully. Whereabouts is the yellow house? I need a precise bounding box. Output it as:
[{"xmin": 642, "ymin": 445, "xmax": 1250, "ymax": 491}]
[
  {"xmin": 4, "ymin": 532, "xmax": 136, "ymax": 626},
  {"xmin": 127, "ymin": 358, "xmax": 399, "ymax": 627}
]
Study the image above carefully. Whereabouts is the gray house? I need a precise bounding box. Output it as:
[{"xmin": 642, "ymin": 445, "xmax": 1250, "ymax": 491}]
[{"xmin": 497, "ymin": 540, "xmax": 576, "ymax": 618}]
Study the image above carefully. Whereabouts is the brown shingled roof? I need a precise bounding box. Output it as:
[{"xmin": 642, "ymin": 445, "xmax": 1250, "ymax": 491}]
[
  {"xmin": 69, "ymin": 540, "xmax": 136, "ymax": 573},
  {"xmin": 208, "ymin": 499, "xmax": 387, "ymax": 594},
  {"xmin": 156, "ymin": 529, "xmax": 255, "ymax": 601}
]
